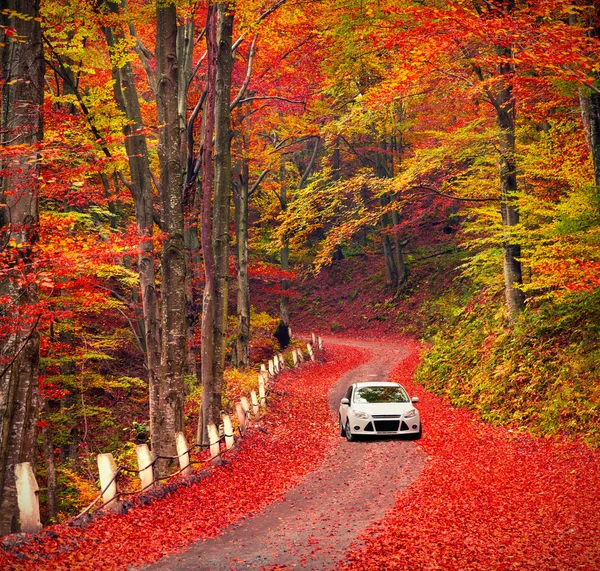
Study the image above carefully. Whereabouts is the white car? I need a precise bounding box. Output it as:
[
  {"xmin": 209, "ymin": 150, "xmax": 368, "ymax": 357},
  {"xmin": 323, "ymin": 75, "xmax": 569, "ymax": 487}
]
[{"xmin": 339, "ymin": 382, "xmax": 421, "ymax": 441}]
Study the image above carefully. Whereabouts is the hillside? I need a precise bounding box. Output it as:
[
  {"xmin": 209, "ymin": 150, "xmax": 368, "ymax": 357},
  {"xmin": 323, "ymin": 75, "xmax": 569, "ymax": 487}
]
[{"xmin": 253, "ymin": 234, "xmax": 599, "ymax": 448}]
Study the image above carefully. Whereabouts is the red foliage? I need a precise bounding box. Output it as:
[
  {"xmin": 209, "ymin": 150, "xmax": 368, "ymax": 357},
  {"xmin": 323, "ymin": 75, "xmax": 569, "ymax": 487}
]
[
  {"xmin": 342, "ymin": 344, "xmax": 600, "ymax": 571},
  {"xmin": 0, "ymin": 345, "xmax": 368, "ymax": 571}
]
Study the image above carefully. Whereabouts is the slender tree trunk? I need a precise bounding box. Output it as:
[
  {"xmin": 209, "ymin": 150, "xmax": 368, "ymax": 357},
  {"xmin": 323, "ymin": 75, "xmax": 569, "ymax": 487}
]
[
  {"xmin": 279, "ymin": 138, "xmax": 319, "ymax": 328},
  {"xmin": 101, "ymin": 0, "xmax": 163, "ymax": 468},
  {"xmin": 155, "ymin": 0, "xmax": 185, "ymax": 471},
  {"xmin": 236, "ymin": 160, "xmax": 251, "ymax": 369},
  {"xmin": 279, "ymin": 160, "xmax": 290, "ymax": 328},
  {"xmin": 389, "ymin": 132, "xmax": 408, "ymax": 287},
  {"xmin": 58, "ymin": 330, "xmax": 79, "ymax": 461},
  {"xmin": 207, "ymin": 2, "xmax": 234, "ymax": 435},
  {"xmin": 376, "ymin": 143, "xmax": 399, "ymax": 289},
  {"xmin": 177, "ymin": 18, "xmax": 200, "ymax": 382},
  {"xmin": 579, "ymin": 91, "xmax": 600, "ymax": 193},
  {"xmin": 41, "ymin": 401, "xmax": 57, "ymax": 522},
  {"xmin": 578, "ymin": 3, "xmax": 600, "ymax": 196},
  {"xmin": 391, "ymin": 210, "xmax": 408, "ymax": 286},
  {"xmin": 199, "ymin": 4, "xmax": 218, "ymax": 445},
  {"xmin": 0, "ymin": 0, "xmax": 44, "ymax": 536},
  {"xmin": 496, "ymin": 37, "xmax": 525, "ymax": 320}
]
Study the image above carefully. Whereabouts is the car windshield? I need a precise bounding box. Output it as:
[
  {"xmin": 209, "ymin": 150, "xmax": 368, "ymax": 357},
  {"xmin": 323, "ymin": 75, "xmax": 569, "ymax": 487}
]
[{"xmin": 353, "ymin": 386, "xmax": 409, "ymax": 404}]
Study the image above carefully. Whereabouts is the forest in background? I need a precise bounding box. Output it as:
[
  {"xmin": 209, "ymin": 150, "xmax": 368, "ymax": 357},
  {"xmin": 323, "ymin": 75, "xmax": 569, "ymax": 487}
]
[{"xmin": 0, "ymin": 0, "xmax": 598, "ymax": 532}]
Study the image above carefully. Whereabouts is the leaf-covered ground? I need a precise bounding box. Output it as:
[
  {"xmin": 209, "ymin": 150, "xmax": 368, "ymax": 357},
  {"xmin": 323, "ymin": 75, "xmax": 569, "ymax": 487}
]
[
  {"xmin": 342, "ymin": 345, "xmax": 600, "ymax": 571},
  {"xmin": 3, "ymin": 339, "xmax": 598, "ymax": 571},
  {"xmin": 0, "ymin": 345, "xmax": 368, "ymax": 571}
]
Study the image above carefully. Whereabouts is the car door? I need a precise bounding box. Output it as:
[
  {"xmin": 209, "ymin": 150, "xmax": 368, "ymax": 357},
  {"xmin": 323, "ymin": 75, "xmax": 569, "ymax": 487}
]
[{"xmin": 340, "ymin": 385, "xmax": 354, "ymax": 425}]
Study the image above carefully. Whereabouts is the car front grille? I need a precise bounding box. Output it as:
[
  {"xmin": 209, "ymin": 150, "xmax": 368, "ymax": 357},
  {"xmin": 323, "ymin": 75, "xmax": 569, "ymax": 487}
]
[
  {"xmin": 374, "ymin": 420, "xmax": 400, "ymax": 432},
  {"xmin": 371, "ymin": 415, "xmax": 401, "ymax": 419}
]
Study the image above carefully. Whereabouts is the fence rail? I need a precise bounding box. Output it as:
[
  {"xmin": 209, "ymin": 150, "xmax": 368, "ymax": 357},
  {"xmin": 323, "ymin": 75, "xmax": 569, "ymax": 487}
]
[{"xmin": 14, "ymin": 334, "xmax": 325, "ymax": 534}]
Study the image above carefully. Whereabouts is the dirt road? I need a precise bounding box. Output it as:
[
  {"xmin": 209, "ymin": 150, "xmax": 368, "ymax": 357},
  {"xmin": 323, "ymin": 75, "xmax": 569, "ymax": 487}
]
[{"xmin": 141, "ymin": 339, "xmax": 425, "ymax": 571}]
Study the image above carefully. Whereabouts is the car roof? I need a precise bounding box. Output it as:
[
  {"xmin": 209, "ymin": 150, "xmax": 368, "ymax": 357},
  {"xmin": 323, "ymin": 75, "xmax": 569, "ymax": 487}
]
[{"xmin": 353, "ymin": 382, "xmax": 402, "ymax": 388}]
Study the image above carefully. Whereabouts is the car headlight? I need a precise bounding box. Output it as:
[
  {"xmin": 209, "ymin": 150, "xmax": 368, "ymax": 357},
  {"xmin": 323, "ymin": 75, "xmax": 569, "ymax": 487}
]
[
  {"xmin": 353, "ymin": 410, "xmax": 370, "ymax": 420},
  {"xmin": 404, "ymin": 409, "xmax": 417, "ymax": 419}
]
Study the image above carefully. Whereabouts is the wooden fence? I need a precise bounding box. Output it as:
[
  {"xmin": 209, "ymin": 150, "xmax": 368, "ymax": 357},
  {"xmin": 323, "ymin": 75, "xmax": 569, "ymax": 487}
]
[{"xmin": 13, "ymin": 335, "xmax": 325, "ymax": 534}]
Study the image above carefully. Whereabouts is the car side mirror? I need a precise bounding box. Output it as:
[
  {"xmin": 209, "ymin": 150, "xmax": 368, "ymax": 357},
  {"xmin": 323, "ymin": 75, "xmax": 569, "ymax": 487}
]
[
  {"xmin": 411, "ymin": 396, "xmax": 420, "ymax": 404},
  {"xmin": 341, "ymin": 398, "xmax": 350, "ymax": 406}
]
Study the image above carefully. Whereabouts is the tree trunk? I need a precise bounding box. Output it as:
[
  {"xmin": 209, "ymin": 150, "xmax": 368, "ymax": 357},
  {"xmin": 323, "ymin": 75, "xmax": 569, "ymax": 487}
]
[
  {"xmin": 578, "ymin": 3, "xmax": 600, "ymax": 196},
  {"xmin": 279, "ymin": 160, "xmax": 290, "ymax": 328},
  {"xmin": 58, "ymin": 329, "xmax": 78, "ymax": 461},
  {"xmin": 235, "ymin": 160, "xmax": 250, "ymax": 369},
  {"xmin": 155, "ymin": 0, "xmax": 186, "ymax": 471},
  {"xmin": 0, "ymin": 0, "xmax": 44, "ymax": 536},
  {"xmin": 391, "ymin": 210, "xmax": 408, "ymax": 286},
  {"xmin": 200, "ymin": 3, "xmax": 234, "ymax": 443},
  {"xmin": 579, "ymin": 90, "xmax": 600, "ymax": 193},
  {"xmin": 496, "ymin": 38, "xmax": 525, "ymax": 320},
  {"xmin": 199, "ymin": 4, "xmax": 218, "ymax": 444},
  {"xmin": 101, "ymin": 0, "xmax": 164, "ymax": 469},
  {"xmin": 208, "ymin": 2, "xmax": 234, "ymax": 434},
  {"xmin": 41, "ymin": 401, "xmax": 57, "ymax": 522}
]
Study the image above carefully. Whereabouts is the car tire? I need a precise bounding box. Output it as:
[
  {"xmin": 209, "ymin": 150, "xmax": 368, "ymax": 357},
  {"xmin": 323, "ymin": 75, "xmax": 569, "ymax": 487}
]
[
  {"xmin": 410, "ymin": 422, "xmax": 422, "ymax": 440},
  {"xmin": 339, "ymin": 415, "xmax": 346, "ymax": 437},
  {"xmin": 345, "ymin": 419, "xmax": 354, "ymax": 442}
]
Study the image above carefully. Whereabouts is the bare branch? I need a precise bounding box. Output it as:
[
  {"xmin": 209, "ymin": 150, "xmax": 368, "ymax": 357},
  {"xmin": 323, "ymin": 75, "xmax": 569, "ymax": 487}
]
[
  {"xmin": 249, "ymin": 169, "xmax": 270, "ymax": 196},
  {"xmin": 238, "ymin": 95, "xmax": 305, "ymax": 106},
  {"xmin": 412, "ymin": 184, "xmax": 500, "ymax": 202},
  {"xmin": 230, "ymin": 34, "xmax": 258, "ymax": 111},
  {"xmin": 298, "ymin": 137, "xmax": 320, "ymax": 189}
]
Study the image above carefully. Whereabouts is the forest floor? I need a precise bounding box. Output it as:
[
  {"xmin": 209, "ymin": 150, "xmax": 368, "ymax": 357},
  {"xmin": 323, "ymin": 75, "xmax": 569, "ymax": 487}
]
[{"xmin": 2, "ymin": 335, "xmax": 598, "ymax": 570}]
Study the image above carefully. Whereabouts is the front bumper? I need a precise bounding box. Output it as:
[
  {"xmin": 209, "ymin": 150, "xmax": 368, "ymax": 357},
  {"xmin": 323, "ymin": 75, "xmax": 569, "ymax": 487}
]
[{"xmin": 349, "ymin": 415, "xmax": 420, "ymax": 435}]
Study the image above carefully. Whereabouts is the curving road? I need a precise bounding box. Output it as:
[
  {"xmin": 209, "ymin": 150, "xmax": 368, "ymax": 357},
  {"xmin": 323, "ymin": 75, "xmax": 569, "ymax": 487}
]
[{"xmin": 141, "ymin": 339, "xmax": 426, "ymax": 571}]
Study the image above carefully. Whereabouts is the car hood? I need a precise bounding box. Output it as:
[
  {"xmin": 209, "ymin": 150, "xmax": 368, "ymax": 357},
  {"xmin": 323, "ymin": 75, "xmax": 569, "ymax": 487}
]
[{"xmin": 352, "ymin": 402, "xmax": 415, "ymax": 415}]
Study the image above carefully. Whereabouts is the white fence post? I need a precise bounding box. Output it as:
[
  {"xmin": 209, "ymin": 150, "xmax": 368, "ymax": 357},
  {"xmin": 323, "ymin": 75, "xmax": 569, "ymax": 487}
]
[
  {"xmin": 236, "ymin": 402, "xmax": 246, "ymax": 433},
  {"xmin": 260, "ymin": 363, "xmax": 268, "ymax": 378},
  {"xmin": 251, "ymin": 390, "xmax": 260, "ymax": 418},
  {"xmin": 223, "ymin": 414, "xmax": 235, "ymax": 449},
  {"xmin": 292, "ymin": 349, "xmax": 298, "ymax": 366},
  {"xmin": 97, "ymin": 453, "xmax": 122, "ymax": 513},
  {"xmin": 258, "ymin": 376, "xmax": 266, "ymax": 406},
  {"xmin": 278, "ymin": 353, "xmax": 285, "ymax": 370},
  {"xmin": 136, "ymin": 444, "xmax": 154, "ymax": 491},
  {"xmin": 307, "ymin": 343, "xmax": 315, "ymax": 361},
  {"xmin": 311, "ymin": 332, "xmax": 316, "ymax": 345},
  {"xmin": 297, "ymin": 347, "xmax": 305, "ymax": 363},
  {"xmin": 268, "ymin": 359, "xmax": 275, "ymax": 376},
  {"xmin": 240, "ymin": 396, "xmax": 251, "ymax": 423},
  {"xmin": 207, "ymin": 423, "xmax": 221, "ymax": 463},
  {"xmin": 176, "ymin": 432, "xmax": 191, "ymax": 475},
  {"xmin": 318, "ymin": 336, "xmax": 323, "ymax": 350},
  {"xmin": 14, "ymin": 462, "xmax": 42, "ymax": 534}
]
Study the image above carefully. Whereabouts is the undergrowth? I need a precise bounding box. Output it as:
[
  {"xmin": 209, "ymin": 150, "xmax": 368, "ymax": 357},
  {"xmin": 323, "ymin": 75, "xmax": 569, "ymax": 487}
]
[{"xmin": 417, "ymin": 288, "xmax": 600, "ymax": 447}]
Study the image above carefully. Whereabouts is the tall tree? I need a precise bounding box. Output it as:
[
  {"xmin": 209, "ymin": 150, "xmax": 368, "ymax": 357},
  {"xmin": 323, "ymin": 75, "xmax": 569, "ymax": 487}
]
[
  {"xmin": 155, "ymin": 0, "xmax": 186, "ymax": 466},
  {"xmin": 577, "ymin": 1, "xmax": 600, "ymax": 197},
  {"xmin": 0, "ymin": 0, "xmax": 44, "ymax": 535},
  {"xmin": 199, "ymin": 2, "xmax": 234, "ymax": 443},
  {"xmin": 100, "ymin": 0, "xmax": 162, "ymax": 449}
]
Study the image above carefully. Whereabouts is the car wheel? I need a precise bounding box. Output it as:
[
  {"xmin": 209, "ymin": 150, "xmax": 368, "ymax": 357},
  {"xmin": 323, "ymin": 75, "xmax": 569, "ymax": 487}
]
[
  {"xmin": 339, "ymin": 415, "xmax": 346, "ymax": 437},
  {"xmin": 345, "ymin": 419, "xmax": 354, "ymax": 442}
]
